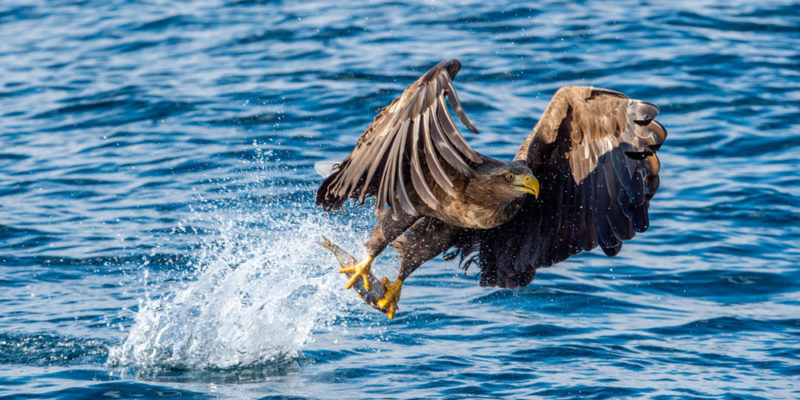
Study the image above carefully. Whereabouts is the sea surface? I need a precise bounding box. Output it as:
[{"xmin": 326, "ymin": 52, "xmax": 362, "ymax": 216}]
[{"xmin": 1, "ymin": 1, "xmax": 799, "ymax": 398}]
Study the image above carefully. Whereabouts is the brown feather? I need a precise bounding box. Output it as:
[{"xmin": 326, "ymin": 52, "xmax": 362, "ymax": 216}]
[
  {"xmin": 438, "ymin": 91, "xmax": 484, "ymax": 163},
  {"xmin": 409, "ymin": 117, "xmax": 439, "ymax": 210},
  {"xmin": 315, "ymin": 59, "xmax": 482, "ymax": 215},
  {"xmin": 394, "ymin": 121, "xmax": 417, "ymax": 216},
  {"xmin": 442, "ymin": 75, "xmax": 481, "ymax": 136},
  {"xmin": 432, "ymin": 97, "xmax": 475, "ymax": 176},
  {"xmin": 454, "ymin": 86, "xmax": 667, "ymax": 288},
  {"xmin": 422, "ymin": 108, "xmax": 458, "ymax": 198}
]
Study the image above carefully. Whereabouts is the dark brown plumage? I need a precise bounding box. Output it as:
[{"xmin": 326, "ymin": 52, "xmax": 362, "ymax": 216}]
[{"xmin": 316, "ymin": 59, "xmax": 666, "ymax": 317}]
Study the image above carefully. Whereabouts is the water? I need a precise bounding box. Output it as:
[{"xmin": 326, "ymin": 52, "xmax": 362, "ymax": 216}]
[{"xmin": 1, "ymin": 0, "xmax": 798, "ymax": 398}]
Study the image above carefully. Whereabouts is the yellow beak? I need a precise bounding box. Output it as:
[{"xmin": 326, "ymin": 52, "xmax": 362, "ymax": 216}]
[{"xmin": 513, "ymin": 174, "xmax": 540, "ymax": 198}]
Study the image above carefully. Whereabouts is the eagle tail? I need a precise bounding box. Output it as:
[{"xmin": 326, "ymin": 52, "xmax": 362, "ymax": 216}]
[{"xmin": 315, "ymin": 170, "xmax": 348, "ymax": 211}]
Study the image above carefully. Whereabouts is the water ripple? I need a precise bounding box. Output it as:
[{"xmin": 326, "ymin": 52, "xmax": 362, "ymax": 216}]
[{"xmin": 1, "ymin": 0, "xmax": 798, "ymax": 398}]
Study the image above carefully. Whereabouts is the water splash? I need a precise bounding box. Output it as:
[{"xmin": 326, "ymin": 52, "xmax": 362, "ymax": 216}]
[
  {"xmin": 107, "ymin": 148, "xmax": 371, "ymax": 370},
  {"xmin": 108, "ymin": 205, "xmax": 367, "ymax": 370}
]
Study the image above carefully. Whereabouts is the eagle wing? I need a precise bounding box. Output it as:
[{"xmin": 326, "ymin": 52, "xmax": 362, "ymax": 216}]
[
  {"xmin": 457, "ymin": 86, "xmax": 667, "ymax": 288},
  {"xmin": 316, "ymin": 59, "xmax": 483, "ymax": 216}
]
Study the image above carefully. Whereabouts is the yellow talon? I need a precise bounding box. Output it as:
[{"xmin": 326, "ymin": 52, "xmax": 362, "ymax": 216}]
[
  {"xmin": 339, "ymin": 256, "xmax": 373, "ymax": 291},
  {"xmin": 377, "ymin": 278, "xmax": 403, "ymax": 319}
]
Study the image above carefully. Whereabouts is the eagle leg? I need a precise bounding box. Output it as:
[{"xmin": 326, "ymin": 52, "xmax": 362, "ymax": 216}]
[
  {"xmin": 319, "ymin": 237, "xmax": 404, "ymax": 319},
  {"xmin": 320, "ymin": 215, "xmax": 460, "ymax": 320},
  {"xmin": 319, "ymin": 236, "xmax": 387, "ymax": 309},
  {"xmin": 335, "ymin": 210, "xmax": 417, "ymax": 293},
  {"xmin": 376, "ymin": 217, "xmax": 461, "ymax": 319}
]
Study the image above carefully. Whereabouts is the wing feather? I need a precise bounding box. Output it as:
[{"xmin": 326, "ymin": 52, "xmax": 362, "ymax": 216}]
[
  {"xmin": 436, "ymin": 94, "xmax": 484, "ymax": 164},
  {"xmin": 581, "ymin": 173, "xmax": 599, "ymax": 252},
  {"xmin": 394, "ymin": 120, "xmax": 417, "ymax": 216},
  {"xmin": 431, "ymin": 98, "xmax": 475, "ymax": 176},
  {"xmin": 361, "ymin": 122, "xmax": 401, "ymax": 202},
  {"xmin": 442, "ymin": 76, "xmax": 482, "ymax": 137},
  {"xmin": 409, "ymin": 117, "xmax": 439, "ymax": 210},
  {"xmin": 422, "ymin": 108, "xmax": 459, "ymax": 198},
  {"xmin": 382, "ymin": 127, "xmax": 401, "ymax": 211},
  {"xmin": 455, "ymin": 86, "xmax": 666, "ymax": 288},
  {"xmin": 316, "ymin": 59, "xmax": 483, "ymax": 213}
]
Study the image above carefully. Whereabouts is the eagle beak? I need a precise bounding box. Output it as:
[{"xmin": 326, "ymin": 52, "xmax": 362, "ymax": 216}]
[{"xmin": 513, "ymin": 174, "xmax": 540, "ymax": 198}]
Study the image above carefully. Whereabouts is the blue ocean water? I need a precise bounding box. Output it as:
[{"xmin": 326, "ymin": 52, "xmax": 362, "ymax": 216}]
[{"xmin": 1, "ymin": 0, "xmax": 799, "ymax": 398}]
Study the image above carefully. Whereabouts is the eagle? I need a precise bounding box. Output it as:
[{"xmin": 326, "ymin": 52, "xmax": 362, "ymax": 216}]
[{"xmin": 316, "ymin": 59, "xmax": 666, "ymax": 319}]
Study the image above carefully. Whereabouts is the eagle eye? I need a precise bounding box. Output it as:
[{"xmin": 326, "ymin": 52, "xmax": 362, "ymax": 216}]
[{"xmin": 504, "ymin": 172, "xmax": 515, "ymax": 182}]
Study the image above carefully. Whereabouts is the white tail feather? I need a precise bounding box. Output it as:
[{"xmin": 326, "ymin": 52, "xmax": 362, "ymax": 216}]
[{"xmin": 314, "ymin": 160, "xmax": 338, "ymax": 177}]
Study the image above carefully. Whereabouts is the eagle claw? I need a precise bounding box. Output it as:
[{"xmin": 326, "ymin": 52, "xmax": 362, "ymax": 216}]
[
  {"xmin": 339, "ymin": 256, "xmax": 373, "ymax": 292},
  {"xmin": 377, "ymin": 277, "xmax": 403, "ymax": 319}
]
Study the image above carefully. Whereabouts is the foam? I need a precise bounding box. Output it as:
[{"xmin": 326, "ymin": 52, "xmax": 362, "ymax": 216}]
[
  {"xmin": 108, "ymin": 204, "xmax": 369, "ymax": 369},
  {"xmin": 107, "ymin": 150, "xmax": 370, "ymax": 370}
]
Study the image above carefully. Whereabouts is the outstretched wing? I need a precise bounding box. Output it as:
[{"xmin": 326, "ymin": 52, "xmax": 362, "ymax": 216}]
[
  {"xmin": 316, "ymin": 59, "xmax": 483, "ymax": 216},
  {"xmin": 456, "ymin": 86, "xmax": 667, "ymax": 288}
]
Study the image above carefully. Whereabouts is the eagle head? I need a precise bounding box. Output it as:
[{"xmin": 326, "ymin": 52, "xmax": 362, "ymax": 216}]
[{"xmin": 468, "ymin": 160, "xmax": 539, "ymax": 207}]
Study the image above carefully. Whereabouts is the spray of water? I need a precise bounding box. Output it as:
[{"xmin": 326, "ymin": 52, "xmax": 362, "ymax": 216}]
[{"xmin": 107, "ymin": 151, "xmax": 371, "ymax": 370}]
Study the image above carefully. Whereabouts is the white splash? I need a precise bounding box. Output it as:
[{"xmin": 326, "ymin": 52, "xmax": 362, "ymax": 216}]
[{"xmin": 107, "ymin": 196, "xmax": 369, "ymax": 370}]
